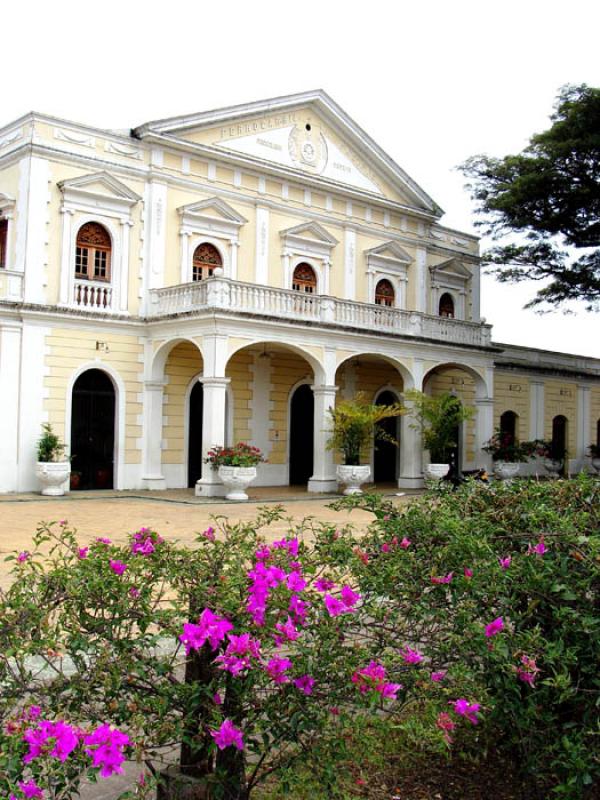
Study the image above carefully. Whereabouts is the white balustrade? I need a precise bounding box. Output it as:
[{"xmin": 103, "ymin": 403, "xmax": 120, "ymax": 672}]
[
  {"xmin": 147, "ymin": 277, "xmax": 492, "ymax": 347},
  {"xmin": 73, "ymin": 280, "xmax": 112, "ymax": 310}
]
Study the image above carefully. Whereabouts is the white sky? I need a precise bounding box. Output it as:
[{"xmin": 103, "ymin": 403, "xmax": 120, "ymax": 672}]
[{"xmin": 3, "ymin": 0, "xmax": 599, "ymax": 357}]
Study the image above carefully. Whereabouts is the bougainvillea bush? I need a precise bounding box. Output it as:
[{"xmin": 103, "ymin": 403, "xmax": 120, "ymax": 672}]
[{"xmin": 1, "ymin": 476, "xmax": 599, "ymax": 800}]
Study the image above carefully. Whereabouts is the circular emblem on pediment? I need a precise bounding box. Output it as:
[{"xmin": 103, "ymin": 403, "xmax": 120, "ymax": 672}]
[{"xmin": 288, "ymin": 124, "xmax": 328, "ymax": 173}]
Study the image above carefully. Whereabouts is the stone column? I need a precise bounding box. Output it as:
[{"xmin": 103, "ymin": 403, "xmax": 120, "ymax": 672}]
[
  {"xmin": 195, "ymin": 376, "xmax": 230, "ymax": 497},
  {"xmin": 576, "ymin": 384, "xmax": 591, "ymax": 472},
  {"xmin": 0, "ymin": 323, "xmax": 22, "ymax": 492},
  {"xmin": 141, "ymin": 379, "xmax": 167, "ymax": 490},
  {"xmin": 475, "ymin": 398, "xmax": 495, "ymax": 471},
  {"xmin": 308, "ymin": 384, "xmax": 339, "ymax": 493},
  {"xmin": 398, "ymin": 400, "xmax": 424, "ymax": 488}
]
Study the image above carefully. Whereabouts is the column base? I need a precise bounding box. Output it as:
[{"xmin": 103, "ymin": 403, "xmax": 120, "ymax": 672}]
[
  {"xmin": 195, "ymin": 478, "xmax": 226, "ymax": 498},
  {"xmin": 397, "ymin": 476, "xmax": 425, "ymax": 489},
  {"xmin": 307, "ymin": 477, "xmax": 339, "ymax": 493},
  {"xmin": 142, "ymin": 476, "xmax": 167, "ymax": 491}
]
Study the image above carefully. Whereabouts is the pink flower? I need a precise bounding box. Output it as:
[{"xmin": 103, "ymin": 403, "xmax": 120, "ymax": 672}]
[
  {"xmin": 109, "ymin": 560, "xmax": 127, "ymax": 576},
  {"xmin": 265, "ymin": 657, "xmax": 293, "ymax": 684},
  {"xmin": 77, "ymin": 547, "xmax": 89, "ymax": 560},
  {"xmin": 275, "ymin": 617, "xmax": 299, "ymax": 642},
  {"xmin": 286, "ymin": 571, "xmax": 307, "ymax": 592},
  {"xmin": 254, "ymin": 545, "xmax": 271, "ymax": 561},
  {"xmin": 381, "ymin": 542, "xmax": 391, "ymax": 553},
  {"xmin": 340, "ymin": 585, "xmax": 361, "ymax": 609},
  {"xmin": 528, "ymin": 539, "xmax": 547, "ymax": 556},
  {"xmin": 484, "ymin": 617, "xmax": 504, "ymax": 638},
  {"xmin": 400, "ymin": 647, "xmax": 423, "ymax": 665},
  {"xmin": 59, "ymin": 519, "xmax": 67, "ymax": 526},
  {"xmin": 352, "ymin": 661, "xmax": 402, "ymax": 700},
  {"xmin": 131, "ymin": 534, "xmax": 155, "ymax": 555},
  {"xmin": 464, "ymin": 568, "xmax": 473, "ymax": 579},
  {"xmin": 179, "ymin": 609, "xmax": 234, "ymax": 654},
  {"xmin": 380, "ymin": 682, "xmax": 402, "ymax": 700},
  {"xmin": 499, "ymin": 556, "xmax": 512, "ymax": 570},
  {"xmin": 354, "ymin": 547, "xmax": 369, "ymax": 565},
  {"xmin": 314, "ymin": 578, "xmax": 335, "ymax": 592},
  {"xmin": 272, "ymin": 537, "xmax": 299, "ymax": 557},
  {"xmin": 452, "ymin": 698, "xmax": 481, "ymax": 725},
  {"xmin": 17, "ymin": 551, "xmax": 31, "ymax": 563},
  {"xmin": 431, "ymin": 670, "xmax": 447, "ymax": 682},
  {"xmin": 202, "ymin": 527, "xmax": 215, "ymax": 542},
  {"xmin": 400, "ymin": 537, "xmax": 411, "ymax": 549},
  {"xmin": 213, "ymin": 693, "xmax": 223, "ymax": 705},
  {"xmin": 210, "ymin": 719, "xmax": 244, "ymax": 751},
  {"xmin": 517, "ymin": 655, "xmax": 540, "ymax": 687},
  {"xmin": 431, "ymin": 572, "xmax": 454, "ymax": 585},
  {"xmin": 15, "ymin": 780, "xmax": 44, "ymax": 798},
  {"xmin": 436, "ymin": 712, "xmax": 456, "ymax": 744},
  {"xmin": 96, "ymin": 537, "xmax": 111, "ymax": 545},
  {"xmin": 84, "ymin": 723, "xmax": 131, "ymax": 777},
  {"xmin": 24, "ymin": 720, "xmax": 80, "ymax": 763},
  {"xmin": 294, "ymin": 675, "xmax": 315, "ymax": 695},
  {"xmin": 129, "ymin": 587, "xmax": 140, "ymax": 599},
  {"xmin": 289, "ymin": 594, "xmax": 309, "ymax": 625}
]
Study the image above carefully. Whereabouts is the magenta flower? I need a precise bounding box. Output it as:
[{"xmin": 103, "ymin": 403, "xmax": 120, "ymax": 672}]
[
  {"xmin": 464, "ymin": 567, "xmax": 473, "ymax": 579},
  {"xmin": 59, "ymin": 519, "xmax": 67, "ymax": 526},
  {"xmin": 352, "ymin": 661, "xmax": 402, "ymax": 700},
  {"xmin": 436, "ymin": 711, "xmax": 456, "ymax": 744},
  {"xmin": 109, "ymin": 560, "xmax": 127, "ymax": 576},
  {"xmin": 83, "ymin": 723, "xmax": 131, "ymax": 777},
  {"xmin": 129, "ymin": 587, "xmax": 140, "ymax": 599},
  {"xmin": 452, "ymin": 698, "xmax": 481, "ymax": 725},
  {"xmin": 381, "ymin": 542, "xmax": 391, "ymax": 553},
  {"xmin": 23, "ymin": 720, "xmax": 80, "ymax": 763},
  {"xmin": 275, "ymin": 617, "xmax": 300, "ymax": 642},
  {"xmin": 294, "ymin": 674, "xmax": 315, "ymax": 695},
  {"xmin": 314, "ymin": 578, "xmax": 336, "ymax": 592},
  {"xmin": 213, "ymin": 693, "xmax": 223, "ymax": 705},
  {"xmin": 324, "ymin": 595, "xmax": 345, "ymax": 617},
  {"xmin": 289, "ymin": 594, "xmax": 309, "ymax": 625},
  {"xmin": 340, "ymin": 585, "xmax": 361, "ymax": 609},
  {"xmin": 431, "ymin": 572, "xmax": 453, "ymax": 585},
  {"xmin": 400, "ymin": 647, "xmax": 423, "ymax": 665},
  {"xmin": 286, "ymin": 571, "xmax": 307, "ymax": 592},
  {"xmin": 380, "ymin": 682, "xmax": 402, "ymax": 700},
  {"xmin": 17, "ymin": 551, "xmax": 31, "ymax": 563},
  {"xmin": 527, "ymin": 539, "xmax": 547, "ymax": 556},
  {"xmin": 265, "ymin": 656, "xmax": 293, "ymax": 683},
  {"xmin": 499, "ymin": 556, "xmax": 512, "ymax": 570},
  {"xmin": 484, "ymin": 617, "xmax": 504, "ymax": 637},
  {"xmin": 202, "ymin": 526, "xmax": 215, "ymax": 542},
  {"xmin": 77, "ymin": 547, "xmax": 89, "ymax": 560},
  {"xmin": 254, "ymin": 545, "xmax": 271, "ymax": 561},
  {"xmin": 517, "ymin": 654, "xmax": 540, "ymax": 687},
  {"xmin": 14, "ymin": 780, "xmax": 44, "ymax": 799},
  {"xmin": 272, "ymin": 537, "xmax": 299, "ymax": 557},
  {"xmin": 95, "ymin": 537, "xmax": 112, "ymax": 545},
  {"xmin": 179, "ymin": 609, "xmax": 234, "ymax": 654},
  {"xmin": 131, "ymin": 536, "xmax": 155, "ymax": 555},
  {"xmin": 210, "ymin": 719, "xmax": 244, "ymax": 751},
  {"xmin": 431, "ymin": 670, "xmax": 447, "ymax": 682},
  {"xmin": 400, "ymin": 537, "xmax": 411, "ymax": 549}
]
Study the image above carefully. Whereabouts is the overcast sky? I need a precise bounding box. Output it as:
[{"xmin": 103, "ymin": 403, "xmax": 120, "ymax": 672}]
[{"xmin": 3, "ymin": 0, "xmax": 598, "ymax": 356}]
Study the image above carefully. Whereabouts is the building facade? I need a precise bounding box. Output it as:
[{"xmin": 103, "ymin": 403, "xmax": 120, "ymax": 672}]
[{"xmin": 0, "ymin": 91, "xmax": 598, "ymax": 494}]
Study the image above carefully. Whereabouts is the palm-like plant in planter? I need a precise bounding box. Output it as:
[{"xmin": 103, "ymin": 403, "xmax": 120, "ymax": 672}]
[
  {"xmin": 327, "ymin": 393, "xmax": 406, "ymax": 494},
  {"xmin": 405, "ymin": 389, "xmax": 474, "ymax": 480},
  {"xmin": 35, "ymin": 423, "xmax": 71, "ymax": 496}
]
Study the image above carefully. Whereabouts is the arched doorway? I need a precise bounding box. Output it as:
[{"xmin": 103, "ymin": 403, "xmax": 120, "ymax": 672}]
[
  {"xmin": 374, "ymin": 390, "xmax": 400, "ymax": 482},
  {"xmin": 500, "ymin": 410, "xmax": 518, "ymax": 445},
  {"xmin": 188, "ymin": 381, "xmax": 204, "ymax": 487},
  {"xmin": 289, "ymin": 384, "xmax": 314, "ymax": 485},
  {"xmin": 551, "ymin": 415, "xmax": 568, "ymax": 475},
  {"xmin": 71, "ymin": 369, "xmax": 115, "ymax": 490}
]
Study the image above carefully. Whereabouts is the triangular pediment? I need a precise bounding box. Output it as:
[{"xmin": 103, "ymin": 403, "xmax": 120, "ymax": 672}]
[
  {"xmin": 430, "ymin": 257, "xmax": 472, "ymax": 279},
  {"xmin": 177, "ymin": 197, "xmax": 247, "ymax": 224},
  {"xmin": 133, "ymin": 91, "xmax": 440, "ymax": 213},
  {"xmin": 58, "ymin": 171, "xmax": 140, "ymax": 203},
  {"xmin": 280, "ymin": 221, "xmax": 338, "ymax": 245},
  {"xmin": 366, "ymin": 241, "xmax": 412, "ymax": 264}
]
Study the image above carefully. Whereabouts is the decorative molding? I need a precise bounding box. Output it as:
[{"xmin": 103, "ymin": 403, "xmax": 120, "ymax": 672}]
[
  {"xmin": 0, "ymin": 128, "xmax": 24, "ymax": 150},
  {"xmin": 279, "ymin": 220, "xmax": 338, "ymax": 258},
  {"xmin": 54, "ymin": 128, "xmax": 95, "ymax": 148},
  {"xmin": 58, "ymin": 171, "xmax": 141, "ymax": 215},
  {"xmin": 178, "ymin": 197, "xmax": 247, "ymax": 242},
  {"xmin": 105, "ymin": 141, "xmax": 143, "ymax": 160}
]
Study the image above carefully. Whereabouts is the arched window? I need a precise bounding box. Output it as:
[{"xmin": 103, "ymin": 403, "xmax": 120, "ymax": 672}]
[
  {"xmin": 375, "ymin": 279, "xmax": 395, "ymax": 307},
  {"xmin": 192, "ymin": 243, "xmax": 222, "ymax": 281},
  {"xmin": 75, "ymin": 223, "xmax": 111, "ymax": 282},
  {"xmin": 500, "ymin": 410, "xmax": 518, "ymax": 445},
  {"xmin": 439, "ymin": 292, "xmax": 454, "ymax": 318},
  {"xmin": 292, "ymin": 262, "xmax": 317, "ymax": 293},
  {"xmin": 0, "ymin": 218, "xmax": 7, "ymax": 268},
  {"xmin": 551, "ymin": 415, "xmax": 568, "ymax": 460}
]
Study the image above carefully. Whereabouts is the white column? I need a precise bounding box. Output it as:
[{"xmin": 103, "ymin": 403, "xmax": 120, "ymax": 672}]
[
  {"xmin": 415, "ymin": 246, "xmax": 427, "ymax": 312},
  {"xmin": 576, "ymin": 384, "xmax": 591, "ymax": 472},
  {"xmin": 471, "ymin": 262, "xmax": 481, "ymax": 322},
  {"xmin": 322, "ymin": 257, "xmax": 331, "ymax": 295},
  {"xmin": 344, "ymin": 228, "xmax": 356, "ymax": 300},
  {"xmin": 398, "ymin": 400, "xmax": 424, "ymax": 489},
  {"xmin": 255, "ymin": 205, "xmax": 269, "ymax": 285},
  {"xmin": 230, "ymin": 240, "xmax": 239, "ymax": 281},
  {"xmin": 0, "ymin": 323, "xmax": 22, "ymax": 492},
  {"xmin": 529, "ymin": 380, "xmax": 545, "ymax": 439},
  {"xmin": 308, "ymin": 384, "xmax": 339, "ymax": 493},
  {"xmin": 23, "ymin": 156, "xmax": 50, "ymax": 305},
  {"xmin": 195, "ymin": 376, "xmax": 230, "ymax": 497},
  {"xmin": 179, "ymin": 230, "xmax": 190, "ymax": 283},
  {"xmin": 119, "ymin": 218, "xmax": 133, "ymax": 312},
  {"xmin": 59, "ymin": 207, "xmax": 74, "ymax": 305},
  {"xmin": 146, "ymin": 180, "xmax": 167, "ymax": 290},
  {"xmin": 475, "ymin": 398, "xmax": 495, "ymax": 470},
  {"xmin": 141, "ymin": 379, "xmax": 167, "ymax": 490}
]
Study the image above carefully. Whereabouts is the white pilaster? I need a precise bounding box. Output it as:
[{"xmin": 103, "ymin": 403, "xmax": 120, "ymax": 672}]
[
  {"xmin": 141, "ymin": 379, "xmax": 167, "ymax": 490},
  {"xmin": 0, "ymin": 323, "xmax": 22, "ymax": 492},
  {"xmin": 230, "ymin": 241, "xmax": 240, "ymax": 281},
  {"xmin": 255, "ymin": 206, "xmax": 269, "ymax": 285},
  {"xmin": 195, "ymin": 376, "xmax": 231, "ymax": 497},
  {"xmin": 471, "ymin": 263, "xmax": 481, "ymax": 322},
  {"xmin": 59, "ymin": 207, "xmax": 74, "ymax": 304},
  {"xmin": 179, "ymin": 230, "xmax": 190, "ymax": 283},
  {"xmin": 119, "ymin": 219, "xmax": 133, "ymax": 312},
  {"xmin": 344, "ymin": 228, "xmax": 356, "ymax": 300},
  {"xmin": 475, "ymin": 398, "xmax": 495, "ymax": 470},
  {"xmin": 17, "ymin": 324, "xmax": 49, "ymax": 491},
  {"xmin": 146, "ymin": 180, "xmax": 167, "ymax": 290},
  {"xmin": 576, "ymin": 384, "xmax": 591, "ymax": 471},
  {"xmin": 23, "ymin": 156, "xmax": 50, "ymax": 305},
  {"xmin": 415, "ymin": 246, "xmax": 427, "ymax": 312},
  {"xmin": 528, "ymin": 380, "xmax": 545, "ymax": 439},
  {"xmin": 308, "ymin": 384, "xmax": 339, "ymax": 493}
]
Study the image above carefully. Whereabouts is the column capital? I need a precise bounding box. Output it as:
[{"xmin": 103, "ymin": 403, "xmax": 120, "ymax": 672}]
[
  {"xmin": 475, "ymin": 397, "xmax": 494, "ymax": 406},
  {"xmin": 199, "ymin": 376, "xmax": 231, "ymax": 388},
  {"xmin": 143, "ymin": 378, "xmax": 167, "ymax": 391},
  {"xmin": 311, "ymin": 384, "xmax": 339, "ymax": 396}
]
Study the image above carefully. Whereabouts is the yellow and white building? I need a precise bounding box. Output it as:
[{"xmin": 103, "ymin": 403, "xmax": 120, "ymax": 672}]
[{"xmin": 0, "ymin": 90, "xmax": 599, "ymax": 494}]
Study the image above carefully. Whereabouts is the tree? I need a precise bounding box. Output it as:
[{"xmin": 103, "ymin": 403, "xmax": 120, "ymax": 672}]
[{"xmin": 461, "ymin": 84, "xmax": 600, "ymax": 311}]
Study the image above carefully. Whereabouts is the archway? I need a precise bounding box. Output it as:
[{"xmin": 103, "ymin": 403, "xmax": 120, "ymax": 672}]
[
  {"xmin": 551, "ymin": 415, "xmax": 568, "ymax": 475},
  {"xmin": 374, "ymin": 390, "xmax": 400, "ymax": 482},
  {"xmin": 71, "ymin": 369, "xmax": 115, "ymax": 490},
  {"xmin": 188, "ymin": 381, "xmax": 204, "ymax": 487},
  {"xmin": 289, "ymin": 383, "xmax": 314, "ymax": 485}
]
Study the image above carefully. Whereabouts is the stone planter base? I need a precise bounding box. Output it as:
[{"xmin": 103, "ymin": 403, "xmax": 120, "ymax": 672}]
[
  {"xmin": 35, "ymin": 462, "xmax": 70, "ymax": 496},
  {"xmin": 423, "ymin": 463, "xmax": 449, "ymax": 481},
  {"xmin": 217, "ymin": 466, "xmax": 257, "ymax": 501},
  {"xmin": 543, "ymin": 458, "xmax": 563, "ymax": 477},
  {"xmin": 336, "ymin": 464, "xmax": 371, "ymax": 495},
  {"xmin": 493, "ymin": 461, "xmax": 520, "ymax": 481},
  {"xmin": 157, "ymin": 766, "xmax": 209, "ymax": 800},
  {"xmin": 591, "ymin": 457, "xmax": 600, "ymax": 474}
]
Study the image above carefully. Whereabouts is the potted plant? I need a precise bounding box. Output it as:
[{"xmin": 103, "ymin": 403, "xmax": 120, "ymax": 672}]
[
  {"xmin": 482, "ymin": 428, "xmax": 535, "ymax": 480},
  {"xmin": 405, "ymin": 389, "xmax": 474, "ymax": 481},
  {"xmin": 530, "ymin": 439, "xmax": 567, "ymax": 477},
  {"xmin": 205, "ymin": 442, "xmax": 266, "ymax": 500},
  {"xmin": 588, "ymin": 444, "xmax": 600, "ymax": 474},
  {"xmin": 327, "ymin": 393, "xmax": 405, "ymax": 495},
  {"xmin": 35, "ymin": 423, "xmax": 71, "ymax": 496}
]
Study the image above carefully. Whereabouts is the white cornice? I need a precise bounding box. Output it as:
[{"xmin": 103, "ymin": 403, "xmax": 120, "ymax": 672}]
[{"xmin": 177, "ymin": 196, "xmax": 247, "ymax": 224}]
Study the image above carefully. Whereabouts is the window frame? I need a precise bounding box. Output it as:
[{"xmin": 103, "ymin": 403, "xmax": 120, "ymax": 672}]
[
  {"xmin": 292, "ymin": 262, "xmax": 318, "ymax": 294},
  {"xmin": 191, "ymin": 241, "xmax": 223, "ymax": 282},
  {"xmin": 74, "ymin": 222, "xmax": 113, "ymax": 283},
  {"xmin": 374, "ymin": 278, "xmax": 395, "ymax": 307}
]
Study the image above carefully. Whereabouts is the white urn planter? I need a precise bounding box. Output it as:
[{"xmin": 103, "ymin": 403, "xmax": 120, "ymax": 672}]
[
  {"xmin": 36, "ymin": 462, "xmax": 71, "ymax": 496},
  {"xmin": 336, "ymin": 464, "xmax": 371, "ymax": 495},
  {"xmin": 493, "ymin": 461, "xmax": 521, "ymax": 481},
  {"xmin": 543, "ymin": 458, "xmax": 563, "ymax": 477},
  {"xmin": 423, "ymin": 463, "xmax": 450, "ymax": 481},
  {"xmin": 591, "ymin": 457, "xmax": 600, "ymax": 474},
  {"xmin": 217, "ymin": 466, "xmax": 257, "ymax": 501}
]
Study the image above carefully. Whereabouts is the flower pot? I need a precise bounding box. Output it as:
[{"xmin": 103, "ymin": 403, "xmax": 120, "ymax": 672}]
[
  {"xmin": 423, "ymin": 463, "xmax": 450, "ymax": 481},
  {"xmin": 157, "ymin": 766, "xmax": 209, "ymax": 799},
  {"xmin": 69, "ymin": 472, "xmax": 81, "ymax": 490},
  {"xmin": 336, "ymin": 464, "xmax": 371, "ymax": 495},
  {"xmin": 591, "ymin": 457, "xmax": 600, "ymax": 474},
  {"xmin": 543, "ymin": 458, "xmax": 563, "ymax": 477},
  {"xmin": 36, "ymin": 461, "xmax": 71, "ymax": 496},
  {"xmin": 493, "ymin": 461, "xmax": 520, "ymax": 481},
  {"xmin": 217, "ymin": 466, "xmax": 257, "ymax": 501}
]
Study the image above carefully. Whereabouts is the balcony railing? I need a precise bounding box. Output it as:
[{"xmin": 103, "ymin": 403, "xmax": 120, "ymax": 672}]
[
  {"xmin": 73, "ymin": 280, "xmax": 113, "ymax": 311},
  {"xmin": 148, "ymin": 277, "xmax": 493, "ymax": 348}
]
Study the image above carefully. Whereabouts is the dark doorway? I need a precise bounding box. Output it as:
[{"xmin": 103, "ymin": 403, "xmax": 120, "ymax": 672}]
[
  {"xmin": 551, "ymin": 415, "xmax": 568, "ymax": 475},
  {"xmin": 374, "ymin": 390, "xmax": 399, "ymax": 482},
  {"xmin": 500, "ymin": 410, "xmax": 518, "ymax": 445},
  {"xmin": 289, "ymin": 384, "xmax": 314, "ymax": 485},
  {"xmin": 71, "ymin": 369, "xmax": 115, "ymax": 490},
  {"xmin": 188, "ymin": 381, "xmax": 204, "ymax": 487}
]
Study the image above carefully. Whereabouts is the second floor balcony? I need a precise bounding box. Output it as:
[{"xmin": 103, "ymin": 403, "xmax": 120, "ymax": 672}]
[{"xmin": 148, "ymin": 276, "xmax": 493, "ymax": 349}]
